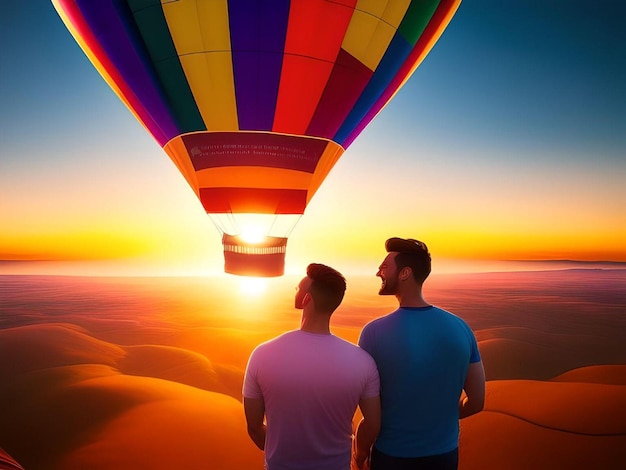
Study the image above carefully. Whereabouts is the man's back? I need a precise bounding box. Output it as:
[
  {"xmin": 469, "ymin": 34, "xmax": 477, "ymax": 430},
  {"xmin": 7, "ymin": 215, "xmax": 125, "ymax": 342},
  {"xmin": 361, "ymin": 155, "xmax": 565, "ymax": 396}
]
[
  {"xmin": 244, "ymin": 330, "xmax": 379, "ymax": 470},
  {"xmin": 359, "ymin": 306, "xmax": 480, "ymax": 458}
]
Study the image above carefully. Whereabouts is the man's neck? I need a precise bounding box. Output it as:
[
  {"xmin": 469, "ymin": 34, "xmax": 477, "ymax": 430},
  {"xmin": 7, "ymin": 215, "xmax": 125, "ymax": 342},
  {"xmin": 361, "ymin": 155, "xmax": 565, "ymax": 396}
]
[
  {"xmin": 396, "ymin": 291, "xmax": 430, "ymax": 308},
  {"xmin": 300, "ymin": 310, "xmax": 331, "ymax": 335}
]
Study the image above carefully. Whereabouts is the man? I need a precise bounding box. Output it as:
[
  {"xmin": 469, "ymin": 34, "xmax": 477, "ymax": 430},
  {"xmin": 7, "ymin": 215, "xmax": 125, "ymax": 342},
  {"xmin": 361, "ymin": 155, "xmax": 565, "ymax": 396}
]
[
  {"xmin": 358, "ymin": 238, "xmax": 485, "ymax": 470},
  {"xmin": 243, "ymin": 263, "xmax": 381, "ymax": 470}
]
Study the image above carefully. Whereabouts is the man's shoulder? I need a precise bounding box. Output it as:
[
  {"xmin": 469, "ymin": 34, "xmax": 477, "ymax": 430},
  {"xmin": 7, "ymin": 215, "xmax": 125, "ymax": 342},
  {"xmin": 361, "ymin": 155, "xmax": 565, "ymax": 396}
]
[
  {"xmin": 330, "ymin": 334, "xmax": 368, "ymax": 353},
  {"xmin": 435, "ymin": 306, "xmax": 472, "ymax": 328},
  {"xmin": 250, "ymin": 330, "xmax": 297, "ymax": 354},
  {"xmin": 324, "ymin": 334, "xmax": 370, "ymax": 357},
  {"xmin": 362, "ymin": 310, "xmax": 396, "ymax": 330}
]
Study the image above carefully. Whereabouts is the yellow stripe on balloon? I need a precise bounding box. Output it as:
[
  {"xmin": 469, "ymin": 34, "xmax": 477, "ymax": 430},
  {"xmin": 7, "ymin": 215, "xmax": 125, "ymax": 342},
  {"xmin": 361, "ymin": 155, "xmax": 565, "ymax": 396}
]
[
  {"xmin": 162, "ymin": 0, "xmax": 238, "ymax": 131},
  {"xmin": 342, "ymin": 0, "xmax": 411, "ymax": 71}
]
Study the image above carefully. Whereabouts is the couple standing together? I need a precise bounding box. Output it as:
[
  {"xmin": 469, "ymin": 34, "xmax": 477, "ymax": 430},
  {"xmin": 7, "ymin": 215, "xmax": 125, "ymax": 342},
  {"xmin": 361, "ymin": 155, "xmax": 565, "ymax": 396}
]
[{"xmin": 243, "ymin": 237, "xmax": 486, "ymax": 470}]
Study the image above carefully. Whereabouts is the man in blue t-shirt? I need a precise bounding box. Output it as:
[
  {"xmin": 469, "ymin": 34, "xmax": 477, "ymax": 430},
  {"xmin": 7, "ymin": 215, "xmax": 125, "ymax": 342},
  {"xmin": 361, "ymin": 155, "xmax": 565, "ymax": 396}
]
[{"xmin": 358, "ymin": 237, "xmax": 485, "ymax": 470}]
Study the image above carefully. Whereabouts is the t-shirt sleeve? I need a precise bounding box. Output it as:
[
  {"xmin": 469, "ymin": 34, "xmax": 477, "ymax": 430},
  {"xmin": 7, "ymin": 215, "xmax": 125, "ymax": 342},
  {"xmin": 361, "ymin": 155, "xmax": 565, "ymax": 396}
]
[
  {"xmin": 457, "ymin": 317, "xmax": 481, "ymax": 364},
  {"xmin": 466, "ymin": 326, "xmax": 481, "ymax": 363},
  {"xmin": 242, "ymin": 350, "xmax": 263, "ymax": 399},
  {"xmin": 357, "ymin": 325, "xmax": 373, "ymax": 355},
  {"xmin": 361, "ymin": 354, "xmax": 380, "ymax": 399},
  {"xmin": 469, "ymin": 334, "xmax": 481, "ymax": 363}
]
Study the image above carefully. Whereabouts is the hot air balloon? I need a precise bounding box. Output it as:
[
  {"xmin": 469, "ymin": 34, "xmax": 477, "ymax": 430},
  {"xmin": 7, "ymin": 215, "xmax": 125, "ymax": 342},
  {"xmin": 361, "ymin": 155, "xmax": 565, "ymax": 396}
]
[{"xmin": 52, "ymin": 0, "xmax": 461, "ymax": 277}]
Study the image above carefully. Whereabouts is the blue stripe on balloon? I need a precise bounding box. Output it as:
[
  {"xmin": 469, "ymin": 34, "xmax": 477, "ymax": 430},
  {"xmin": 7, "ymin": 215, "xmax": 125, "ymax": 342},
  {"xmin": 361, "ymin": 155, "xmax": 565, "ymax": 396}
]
[
  {"xmin": 333, "ymin": 33, "xmax": 412, "ymax": 147},
  {"xmin": 228, "ymin": 0, "xmax": 290, "ymax": 131}
]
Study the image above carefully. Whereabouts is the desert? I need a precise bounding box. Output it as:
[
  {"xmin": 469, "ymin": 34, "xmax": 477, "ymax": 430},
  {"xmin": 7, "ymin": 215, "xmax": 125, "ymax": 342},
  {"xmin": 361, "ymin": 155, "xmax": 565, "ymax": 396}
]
[{"xmin": 1, "ymin": 269, "xmax": 625, "ymax": 469}]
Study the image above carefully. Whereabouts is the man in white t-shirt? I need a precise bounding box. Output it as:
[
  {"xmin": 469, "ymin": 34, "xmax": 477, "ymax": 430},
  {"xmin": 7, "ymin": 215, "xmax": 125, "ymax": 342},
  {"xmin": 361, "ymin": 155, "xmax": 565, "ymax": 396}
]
[{"xmin": 243, "ymin": 263, "xmax": 381, "ymax": 470}]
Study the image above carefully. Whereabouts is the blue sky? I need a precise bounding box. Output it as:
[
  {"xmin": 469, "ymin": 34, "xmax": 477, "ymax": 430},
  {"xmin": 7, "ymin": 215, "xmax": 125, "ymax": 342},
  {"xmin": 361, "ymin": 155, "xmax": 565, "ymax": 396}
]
[{"xmin": 1, "ymin": 1, "xmax": 625, "ymax": 276}]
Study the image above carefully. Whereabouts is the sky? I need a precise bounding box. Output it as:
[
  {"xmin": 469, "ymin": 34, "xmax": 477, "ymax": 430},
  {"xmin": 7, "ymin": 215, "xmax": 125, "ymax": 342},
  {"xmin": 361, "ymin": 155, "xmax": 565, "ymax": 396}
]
[{"xmin": 1, "ymin": 1, "xmax": 625, "ymax": 277}]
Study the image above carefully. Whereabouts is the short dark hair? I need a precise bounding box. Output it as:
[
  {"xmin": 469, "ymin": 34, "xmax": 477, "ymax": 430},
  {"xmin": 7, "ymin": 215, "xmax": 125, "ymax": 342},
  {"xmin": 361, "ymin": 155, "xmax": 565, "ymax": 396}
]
[
  {"xmin": 385, "ymin": 237, "xmax": 431, "ymax": 283},
  {"xmin": 306, "ymin": 263, "xmax": 346, "ymax": 313}
]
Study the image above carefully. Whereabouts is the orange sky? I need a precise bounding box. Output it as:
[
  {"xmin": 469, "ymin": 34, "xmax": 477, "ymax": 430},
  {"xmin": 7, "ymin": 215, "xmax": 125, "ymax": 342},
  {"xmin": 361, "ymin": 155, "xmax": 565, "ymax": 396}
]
[{"xmin": 1, "ymin": 3, "xmax": 625, "ymax": 277}]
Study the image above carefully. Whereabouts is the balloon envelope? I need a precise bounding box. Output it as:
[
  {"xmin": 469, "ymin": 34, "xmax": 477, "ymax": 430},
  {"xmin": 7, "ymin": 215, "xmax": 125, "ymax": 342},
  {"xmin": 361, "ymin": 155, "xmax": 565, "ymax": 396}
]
[{"xmin": 52, "ymin": 0, "xmax": 461, "ymax": 276}]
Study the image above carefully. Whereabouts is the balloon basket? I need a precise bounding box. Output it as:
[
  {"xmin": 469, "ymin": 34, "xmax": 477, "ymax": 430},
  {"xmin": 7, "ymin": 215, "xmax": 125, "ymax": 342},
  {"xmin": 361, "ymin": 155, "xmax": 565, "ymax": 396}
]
[{"xmin": 222, "ymin": 234, "xmax": 287, "ymax": 277}]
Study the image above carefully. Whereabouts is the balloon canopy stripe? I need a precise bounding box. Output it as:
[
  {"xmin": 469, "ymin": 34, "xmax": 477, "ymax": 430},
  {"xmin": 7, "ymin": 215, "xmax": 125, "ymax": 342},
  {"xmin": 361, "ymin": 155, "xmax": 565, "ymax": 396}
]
[
  {"xmin": 229, "ymin": 0, "xmax": 289, "ymax": 132},
  {"xmin": 132, "ymin": 1, "xmax": 206, "ymax": 135},
  {"xmin": 81, "ymin": 1, "xmax": 182, "ymax": 145},
  {"xmin": 160, "ymin": 0, "xmax": 238, "ymax": 132},
  {"xmin": 200, "ymin": 188, "xmax": 308, "ymax": 214},
  {"xmin": 338, "ymin": 0, "xmax": 441, "ymax": 147},
  {"xmin": 342, "ymin": 0, "xmax": 460, "ymax": 147},
  {"xmin": 306, "ymin": 48, "xmax": 373, "ymax": 139},
  {"xmin": 273, "ymin": 0, "xmax": 354, "ymax": 136},
  {"xmin": 183, "ymin": 132, "xmax": 326, "ymax": 173},
  {"xmin": 337, "ymin": 31, "xmax": 413, "ymax": 146}
]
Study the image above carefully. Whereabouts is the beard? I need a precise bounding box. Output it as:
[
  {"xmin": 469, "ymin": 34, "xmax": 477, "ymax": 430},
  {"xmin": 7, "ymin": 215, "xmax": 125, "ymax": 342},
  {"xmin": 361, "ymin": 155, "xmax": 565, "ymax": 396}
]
[{"xmin": 378, "ymin": 274, "xmax": 398, "ymax": 295}]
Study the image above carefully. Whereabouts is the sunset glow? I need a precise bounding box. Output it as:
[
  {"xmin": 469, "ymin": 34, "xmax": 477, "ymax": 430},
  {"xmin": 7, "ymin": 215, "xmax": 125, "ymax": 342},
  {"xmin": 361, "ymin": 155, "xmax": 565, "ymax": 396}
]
[
  {"xmin": 238, "ymin": 277, "xmax": 269, "ymax": 297},
  {"xmin": 1, "ymin": 2, "xmax": 624, "ymax": 276}
]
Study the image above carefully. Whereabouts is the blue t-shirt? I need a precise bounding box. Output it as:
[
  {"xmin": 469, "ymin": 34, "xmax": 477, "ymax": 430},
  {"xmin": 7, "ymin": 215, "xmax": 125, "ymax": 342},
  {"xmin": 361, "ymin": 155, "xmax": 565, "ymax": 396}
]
[{"xmin": 358, "ymin": 306, "xmax": 481, "ymax": 458}]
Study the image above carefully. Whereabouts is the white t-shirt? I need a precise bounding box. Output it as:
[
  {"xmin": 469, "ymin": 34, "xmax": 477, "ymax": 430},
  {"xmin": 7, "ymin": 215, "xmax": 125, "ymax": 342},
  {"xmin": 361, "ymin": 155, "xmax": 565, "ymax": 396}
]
[{"xmin": 243, "ymin": 330, "xmax": 380, "ymax": 470}]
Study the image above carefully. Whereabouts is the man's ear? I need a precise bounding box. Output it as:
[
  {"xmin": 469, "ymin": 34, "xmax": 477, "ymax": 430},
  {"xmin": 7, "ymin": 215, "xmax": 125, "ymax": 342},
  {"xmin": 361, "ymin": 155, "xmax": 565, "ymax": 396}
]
[
  {"xmin": 399, "ymin": 266, "xmax": 412, "ymax": 281},
  {"xmin": 302, "ymin": 292, "xmax": 312, "ymax": 306}
]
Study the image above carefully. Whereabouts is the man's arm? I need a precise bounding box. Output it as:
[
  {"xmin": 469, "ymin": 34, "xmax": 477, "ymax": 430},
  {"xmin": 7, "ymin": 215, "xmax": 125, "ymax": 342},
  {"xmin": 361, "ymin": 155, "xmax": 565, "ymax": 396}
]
[
  {"xmin": 243, "ymin": 397, "xmax": 266, "ymax": 450},
  {"xmin": 353, "ymin": 396, "xmax": 381, "ymax": 469},
  {"xmin": 459, "ymin": 361, "xmax": 486, "ymax": 419}
]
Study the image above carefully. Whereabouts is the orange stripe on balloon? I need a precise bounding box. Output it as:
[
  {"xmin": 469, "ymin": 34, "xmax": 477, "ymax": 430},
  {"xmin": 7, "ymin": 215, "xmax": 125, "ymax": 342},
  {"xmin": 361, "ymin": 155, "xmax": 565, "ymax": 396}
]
[{"xmin": 195, "ymin": 166, "xmax": 312, "ymax": 190}]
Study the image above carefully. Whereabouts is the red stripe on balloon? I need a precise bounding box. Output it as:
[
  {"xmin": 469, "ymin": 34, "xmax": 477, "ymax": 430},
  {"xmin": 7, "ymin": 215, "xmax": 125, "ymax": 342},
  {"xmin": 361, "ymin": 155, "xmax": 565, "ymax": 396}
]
[
  {"xmin": 273, "ymin": 0, "xmax": 355, "ymax": 135},
  {"xmin": 306, "ymin": 48, "xmax": 373, "ymax": 139},
  {"xmin": 200, "ymin": 188, "xmax": 307, "ymax": 214}
]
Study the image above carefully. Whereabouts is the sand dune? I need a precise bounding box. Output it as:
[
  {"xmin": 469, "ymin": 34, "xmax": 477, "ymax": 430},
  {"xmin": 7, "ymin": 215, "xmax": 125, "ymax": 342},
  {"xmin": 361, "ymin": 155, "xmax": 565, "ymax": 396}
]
[
  {"xmin": 56, "ymin": 387, "xmax": 262, "ymax": 469},
  {"xmin": 1, "ymin": 272, "xmax": 625, "ymax": 469},
  {"xmin": 120, "ymin": 344, "xmax": 221, "ymax": 391},
  {"xmin": 0, "ymin": 323, "xmax": 124, "ymax": 381},
  {"xmin": 170, "ymin": 326, "xmax": 279, "ymax": 370},
  {"xmin": 553, "ymin": 365, "xmax": 626, "ymax": 385},
  {"xmin": 0, "ymin": 322, "xmax": 264, "ymax": 469},
  {"xmin": 120, "ymin": 344, "xmax": 247, "ymax": 401},
  {"xmin": 476, "ymin": 326, "xmax": 625, "ymax": 380},
  {"xmin": 484, "ymin": 379, "xmax": 626, "ymax": 435},
  {"xmin": 460, "ymin": 411, "xmax": 626, "ymax": 469},
  {"xmin": 0, "ymin": 362, "xmax": 262, "ymax": 469},
  {"xmin": 460, "ymin": 376, "xmax": 626, "ymax": 469}
]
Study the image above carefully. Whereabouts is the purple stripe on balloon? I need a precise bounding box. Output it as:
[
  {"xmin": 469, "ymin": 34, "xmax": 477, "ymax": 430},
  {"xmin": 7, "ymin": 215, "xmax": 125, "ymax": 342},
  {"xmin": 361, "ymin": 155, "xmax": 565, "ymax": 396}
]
[
  {"xmin": 228, "ymin": 0, "xmax": 290, "ymax": 131},
  {"xmin": 76, "ymin": 1, "xmax": 179, "ymax": 145}
]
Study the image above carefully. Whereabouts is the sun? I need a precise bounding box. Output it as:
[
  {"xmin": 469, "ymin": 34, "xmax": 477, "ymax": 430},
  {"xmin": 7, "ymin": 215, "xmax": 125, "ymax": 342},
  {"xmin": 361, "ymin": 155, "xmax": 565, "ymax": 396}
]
[{"xmin": 238, "ymin": 277, "xmax": 268, "ymax": 296}]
